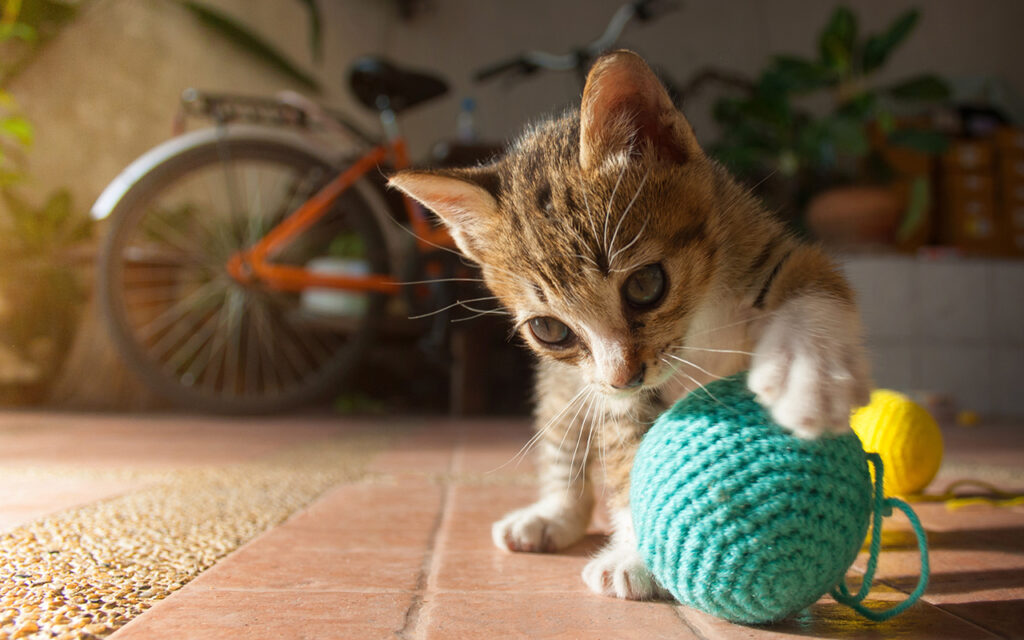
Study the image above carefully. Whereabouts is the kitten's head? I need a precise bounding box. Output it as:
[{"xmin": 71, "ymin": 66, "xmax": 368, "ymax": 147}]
[{"xmin": 391, "ymin": 51, "xmax": 727, "ymax": 396}]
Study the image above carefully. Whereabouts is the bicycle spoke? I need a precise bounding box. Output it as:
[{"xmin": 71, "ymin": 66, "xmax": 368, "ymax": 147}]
[
  {"xmin": 201, "ymin": 168, "xmax": 245, "ymax": 254},
  {"xmin": 133, "ymin": 279, "xmax": 223, "ymax": 343},
  {"xmin": 216, "ymin": 144, "xmax": 248, "ymax": 248},
  {"xmin": 166, "ymin": 301, "xmax": 225, "ymax": 381},
  {"xmin": 141, "ymin": 212, "xmax": 220, "ymax": 267},
  {"xmin": 245, "ymin": 166, "xmax": 268, "ymax": 249},
  {"xmin": 197, "ymin": 299, "xmax": 232, "ymax": 396},
  {"xmin": 179, "ymin": 301, "xmax": 228, "ymax": 387},
  {"xmin": 250, "ymin": 298, "xmax": 285, "ymax": 397},
  {"xmin": 264, "ymin": 301, "xmax": 322, "ymax": 378},
  {"xmin": 243, "ymin": 303, "xmax": 261, "ymax": 397},
  {"xmin": 223, "ymin": 288, "xmax": 245, "ymax": 397},
  {"xmin": 147, "ymin": 287, "xmax": 226, "ymax": 365}
]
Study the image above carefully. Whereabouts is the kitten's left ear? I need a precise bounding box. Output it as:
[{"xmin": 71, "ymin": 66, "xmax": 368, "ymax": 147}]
[
  {"xmin": 389, "ymin": 167, "xmax": 500, "ymax": 263},
  {"xmin": 580, "ymin": 50, "xmax": 702, "ymax": 170}
]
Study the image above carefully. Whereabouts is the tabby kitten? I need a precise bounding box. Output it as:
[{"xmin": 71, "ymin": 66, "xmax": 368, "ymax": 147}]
[{"xmin": 390, "ymin": 51, "xmax": 871, "ymax": 600}]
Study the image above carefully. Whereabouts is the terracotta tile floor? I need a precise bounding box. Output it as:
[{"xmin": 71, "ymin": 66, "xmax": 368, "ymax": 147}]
[{"xmin": 0, "ymin": 411, "xmax": 1021, "ymax": 639}]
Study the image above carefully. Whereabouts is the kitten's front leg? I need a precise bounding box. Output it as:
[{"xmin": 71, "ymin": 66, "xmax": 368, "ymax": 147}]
[
  {"xmin": 492, "ymin": 436, "xmax": 595, "ymax": 552},
  {"xmin": 582, "ymin": 506, "xmax": 670, "ymax": 600},
  {"xmin": 581, "ymin": 413, "xmax": 670, "ymax": 601},
  {"xmin": 748, "ymin": 249, "xmax": 872, "ymax": 438},
  {"xmin": 493, "ymin": 364, "xmax": 595, "ymax": 553}
]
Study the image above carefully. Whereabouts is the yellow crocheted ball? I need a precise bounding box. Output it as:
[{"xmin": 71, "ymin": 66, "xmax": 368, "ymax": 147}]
[{"xmin": 851, "ymin": 390, "xmax": 942, "ymax": 496}]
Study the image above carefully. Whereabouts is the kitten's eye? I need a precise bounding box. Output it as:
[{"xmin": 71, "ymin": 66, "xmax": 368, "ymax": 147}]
[
  {"xmin": 528, "ymin": 316, "xmax": 573, "ymax": 345},
  {"xmin": 623, "ymin": 263, "xmax": 666, "ymax": 308}
]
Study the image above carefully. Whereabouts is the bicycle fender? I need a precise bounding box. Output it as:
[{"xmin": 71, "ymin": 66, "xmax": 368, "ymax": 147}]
[{"xmin": 91, "ymin": 124, "xmax": 357, "ymax": 221}]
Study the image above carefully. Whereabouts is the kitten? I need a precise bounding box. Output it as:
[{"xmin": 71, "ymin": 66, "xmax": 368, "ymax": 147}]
[{"xmin": 390, "ymin": 50, "xmax": 871, "ymax": 600}]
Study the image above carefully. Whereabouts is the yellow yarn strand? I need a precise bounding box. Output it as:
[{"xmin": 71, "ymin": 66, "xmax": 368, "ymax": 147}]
[{"xmin": 904, "ymin": 479, "xmax": 1024, "ymax": 510}]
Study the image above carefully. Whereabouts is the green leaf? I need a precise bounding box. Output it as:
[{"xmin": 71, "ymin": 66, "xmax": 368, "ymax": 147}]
[
  {"xmin": 884, "ymin": 74, "xmax": 950, "ymax": 101},
  {"xmin": 41, "ymin": 188, "xmax": 72, "ymax": 228},
  {"xmin": 770, "ymin": 55, "xmax": 836, "ymax": 93},
  {"xmin": 897, "ymin": 176, "xmax": 930, "ymax": 242},
  {"xmin": 180, "ymin": 1, "xmax": 321, "ymax": 92},
  {"xmin": 819, "ymin": 6, "xmax": 857, "ymax": 73},
  {"xmin": 712, "ymin": 97, "xmax": 744, "ymax": 126},
  {"xmin": 876, "ymin": 109, "xmax": 896, "ymax": 134},
  {"xmin": 823, "ymin": 115, "xmax": 870, "ymax": 157},
  {"xmin": 294, "ymin": 0, "xmax": 322, "ymax": 63},
  {"xmin": 835, "ymin": 92, "xmax": 878, "ymax": 120},
  {"xmin": 887, "ymin": 129, "xmax": 949, "ymax": 154},
  {"xmin": 862, "ymin": 8, "xmax": 919, "ymax": 73},
  {"xmin": 0, "ymin": 116, "xmax": 33, "ymax": 146},
  {"xmin": 0, "ymin": 21, "xmax": 36, "ymax": 43}
]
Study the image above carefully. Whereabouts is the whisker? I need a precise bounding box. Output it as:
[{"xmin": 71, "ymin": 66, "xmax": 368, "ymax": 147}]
[
  {"xmin": 407, "ymin": 295, "xmax": 499, "ymax": 320},
  {"xmin": 608, "ymin": 257, "xmax": 647, "ymax": 274},
  {"xmin": 487, "ymin": 385, "xmax": 590, "ymax": 474},
  {"xmin": 607, "ymin": 168, "xmax": 649, "ymax": 263},
  {"xmin": 597, "ymin": 395, "xmax": 608, "ymax": 496},
  {"xmin": 451, "ymin": 308, "xmax": 510, "ymax": 323},
  {"xmin": 458, "ymin": 304, "xmax": 509, "ymax": 315},
  {"xmin": 660, "ymin": 356, "xmax": 726, "ymax": 408},
  {"xmin": 576, "ymin": 415, "xmax": 597, "ymax": 498},
  {"xmin": 557, "ymin": 388, "xmax": 595, "ymax": 481},
  {"xmin": 747, "ymin": 167, "xmax": 779, "ymax": 195},
  {"xmin": 663, "ymin": 353, "xmax": 728, "ymax": 383},
  {"xmin": 603, "ymin": 162, "xmax": 627, "ymax": 256},
  {"xmin": 377, "ymin": 192, "xmax": 532, "ymax": 291},
  {"xmin": 669, "ymin": 344, "xmax": 755, "ymax": 357},
  {"xmin": 393, "ymin": 277, "xmax": 487, "ymax": 286},
  {"xmin": 582, "ymin": 188, "xmax": 601, "ymax": 250},
  {"xmin": 609, "ymin": 217, "xmax": 648, "ymax": 268},
  {"xmin": 571, "ymin": 391, "xmax": 600, "ymax": 490},
  {"xmin": 682, "ymin": 310, "xmax": 780, "ymax": 342},
  {"xmin": 573, "ymin": 253, "xmax": 601, "ymax": 270},
  {"xmin": 565, "ymin": 390, "xmax": 595, "ymax": 493},
  {"xmin": 378, "ymin": 195, "xmax": 473, "ymax": 262}
]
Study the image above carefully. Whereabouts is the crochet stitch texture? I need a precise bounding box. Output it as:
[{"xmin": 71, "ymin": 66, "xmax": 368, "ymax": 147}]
[{"xmin": 631, "ymin": 373, "xmax": 873, "ymax": 624}]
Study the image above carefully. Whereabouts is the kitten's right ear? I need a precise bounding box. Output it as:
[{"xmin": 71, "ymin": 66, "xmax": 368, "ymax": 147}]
[
  {"xmin": 388, "ymin": 168, "xmax": 500, "ymax": 263},
  {"xmin": 580, "ymin": 50, "xmax": 701, "ymax": 170}
]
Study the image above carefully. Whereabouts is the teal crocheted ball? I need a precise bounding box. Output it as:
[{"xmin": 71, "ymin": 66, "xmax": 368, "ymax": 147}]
[{"xmin": 631, "ymin": 373, "xmax": 873, "ymax": 624}]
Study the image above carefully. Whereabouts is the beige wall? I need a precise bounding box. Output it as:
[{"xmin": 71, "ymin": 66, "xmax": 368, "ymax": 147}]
[{"xmin": 10, "ymin": 0, "xmax": 1024, "ymax": 213}]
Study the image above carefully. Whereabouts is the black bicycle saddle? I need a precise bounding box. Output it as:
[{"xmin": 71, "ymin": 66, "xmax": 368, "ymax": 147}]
[{"xmin": 348, "ymin": 56, "xmax": 448, "ymax": 113}]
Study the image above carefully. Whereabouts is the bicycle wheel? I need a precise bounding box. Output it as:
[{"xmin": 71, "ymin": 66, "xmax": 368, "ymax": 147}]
[{"xmin": 98, "ymin": 134, "xmax": 389, "ymax": 414}]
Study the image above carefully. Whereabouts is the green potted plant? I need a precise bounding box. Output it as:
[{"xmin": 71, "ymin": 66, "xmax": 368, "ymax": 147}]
[{"xmin": 710, "ymin": 6, "xmax": 950, "ymax": 246}]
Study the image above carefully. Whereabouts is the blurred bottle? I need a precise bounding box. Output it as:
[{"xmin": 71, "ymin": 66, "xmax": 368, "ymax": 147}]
[{"xmin": 457, "ymin": 97, "xmax": 477, "ymax": 142}]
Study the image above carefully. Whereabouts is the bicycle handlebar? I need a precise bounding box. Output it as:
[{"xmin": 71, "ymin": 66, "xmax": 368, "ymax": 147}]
[
  {"xmin": 474, "ymin": 57, "xmax": 540, "ymax": 83},
  {"xmin": 473, "ymin": 0, "xmax": 678, "ymax": 83}
]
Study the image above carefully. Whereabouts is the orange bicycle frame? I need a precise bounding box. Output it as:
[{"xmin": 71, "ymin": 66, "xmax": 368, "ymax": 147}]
[{"xmin": 226, "ymin": 137, "xmax": 454, "ymax": 294}]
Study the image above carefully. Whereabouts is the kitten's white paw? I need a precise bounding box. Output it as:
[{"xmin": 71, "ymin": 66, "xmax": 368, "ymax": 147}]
[
  {"xmin": 582, "ymin": 544, "xmax": 670, "ymax": 600},
  {"xmin": 749, "ymin": 295, "xmax": 871, "ymax": 439},
  {"xmin": 492, "ymin": 498, "xmax": 588, "ymax": 553}
]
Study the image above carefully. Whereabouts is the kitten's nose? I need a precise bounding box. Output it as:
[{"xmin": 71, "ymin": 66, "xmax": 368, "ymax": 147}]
[{"xmin": 611, "ymin": 363, "xmax": 646, "ymax": 390}]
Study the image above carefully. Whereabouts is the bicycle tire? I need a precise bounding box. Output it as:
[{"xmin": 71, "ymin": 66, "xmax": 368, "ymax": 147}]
[{"xmin": 97, "ymin": 135, "xmax": 389, "ymax": 414}]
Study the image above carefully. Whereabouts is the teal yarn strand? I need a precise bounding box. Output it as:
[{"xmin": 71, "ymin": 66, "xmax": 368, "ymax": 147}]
[
  {"xmin": 831, "ymin": 454, "xmax": 930, "ymax": 622},
  {"xmin": 631, "ymin": 373, "xmax": 929, "ymax": 625}
]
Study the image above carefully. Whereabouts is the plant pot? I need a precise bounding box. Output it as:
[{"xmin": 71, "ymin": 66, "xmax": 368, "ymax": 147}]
[{"xmin": 805, "ymin": 185, "xmax": 905, "ymax": 248}]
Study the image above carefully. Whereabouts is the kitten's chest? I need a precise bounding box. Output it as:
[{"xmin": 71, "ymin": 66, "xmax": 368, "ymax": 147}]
[{"xmin": 660, "ymin": 300, "xmax": 752, "ymax": 405}]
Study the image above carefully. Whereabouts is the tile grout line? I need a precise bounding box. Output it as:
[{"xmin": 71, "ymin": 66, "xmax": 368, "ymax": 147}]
[
  {"xmin": 395, "ymin": 429, "xmax": 462, "ymax": 639},
  {"xmin": 672, "ymin": 606, "xmax": 711, "ymax": 640},
  {"xmin": 929, "ymin": 603, "xmax": 1011, "ymax": 639}
]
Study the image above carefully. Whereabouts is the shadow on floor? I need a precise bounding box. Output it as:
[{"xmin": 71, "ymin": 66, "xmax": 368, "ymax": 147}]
[
  {"xmin": 561, "ymin": 534, "xmax": 608, "ymax": 557},
  {"xmin": 880, "ymin": 526, "xmax": 1024, "ymax": 554},
  {"xmin": 887, "ymin": 568, "xmax": 1024, "ymax": 595}
]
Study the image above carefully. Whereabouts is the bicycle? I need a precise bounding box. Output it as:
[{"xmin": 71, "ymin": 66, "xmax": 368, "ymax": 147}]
[{"xmin": 91, "ymin": 0, "xmax": 677, "ymax": 414}]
